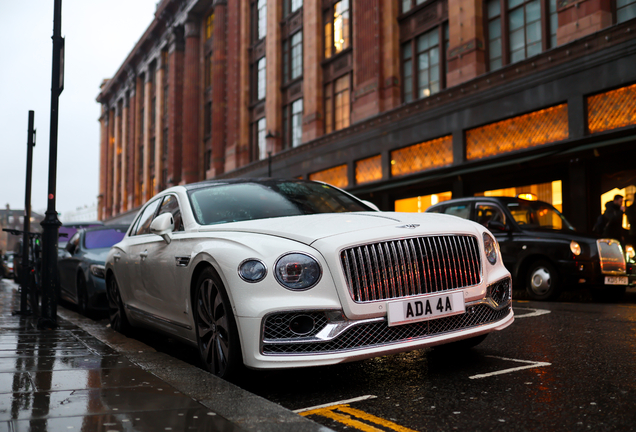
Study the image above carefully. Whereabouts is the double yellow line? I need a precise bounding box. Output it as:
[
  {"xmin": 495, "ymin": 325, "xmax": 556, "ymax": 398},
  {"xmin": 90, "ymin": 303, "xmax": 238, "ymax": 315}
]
[{"xmin": 300, "ymin": 404, "xmax": 419, "ymax": 432}]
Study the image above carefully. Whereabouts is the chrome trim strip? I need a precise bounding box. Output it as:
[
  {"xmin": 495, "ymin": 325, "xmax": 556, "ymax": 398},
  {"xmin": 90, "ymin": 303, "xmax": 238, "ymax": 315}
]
[{"xmin": 126, "ymin": 305, "xmax": 192, "ymax": 330}]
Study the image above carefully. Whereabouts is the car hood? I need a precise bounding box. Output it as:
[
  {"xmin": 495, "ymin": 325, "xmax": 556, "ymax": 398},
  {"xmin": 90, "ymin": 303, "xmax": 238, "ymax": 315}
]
[{"xmin": 196, "ymin": 212, "xmax": 481, "ymax": 245}]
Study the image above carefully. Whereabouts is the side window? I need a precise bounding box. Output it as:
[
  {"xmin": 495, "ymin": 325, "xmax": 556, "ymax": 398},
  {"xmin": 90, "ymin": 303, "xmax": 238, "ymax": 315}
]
[
  {"xmin": 157, "ymin": 194, "xmax": 184, "ymax": 232},
  {"xmin": 66, "ymin": 233, "xmax": 80, "ymax": 252},
  {"xmin": 134, "ymin": 200, "xmax": 161, "ymax": 236},
  {"xmin": 443, "ymin": 205, "xmax": 471, "ymax": 219},
  {"xmin": 475, "ymin": 204, "xmax": 505, "ymax": 227}
]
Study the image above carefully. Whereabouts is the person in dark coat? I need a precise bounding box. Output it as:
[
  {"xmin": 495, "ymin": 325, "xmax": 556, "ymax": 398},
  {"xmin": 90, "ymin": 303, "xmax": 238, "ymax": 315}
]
[
  {"xmin": 602, "ymin": 194, "xmax": 626, "ymax": 243},
  {"xmin": 625, "ymin": 199, "xmax": 636, "ymax": 246}
]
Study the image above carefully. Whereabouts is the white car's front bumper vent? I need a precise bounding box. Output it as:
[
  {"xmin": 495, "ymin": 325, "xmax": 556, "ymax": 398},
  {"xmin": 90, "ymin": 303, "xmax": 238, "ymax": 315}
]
[
  {"xmin": 261, "ymin": 304, "xmax": 510, "ymax": 355},
  {"xmin": 340, "ymin": 235, "xmax": 482, "ymax": 303}
]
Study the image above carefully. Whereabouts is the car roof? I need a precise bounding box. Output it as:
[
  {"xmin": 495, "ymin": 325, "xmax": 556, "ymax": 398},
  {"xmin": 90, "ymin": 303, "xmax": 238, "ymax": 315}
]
[{"xmin": 430, "ymin": 196, "xmax": 551, "ymax": 207}]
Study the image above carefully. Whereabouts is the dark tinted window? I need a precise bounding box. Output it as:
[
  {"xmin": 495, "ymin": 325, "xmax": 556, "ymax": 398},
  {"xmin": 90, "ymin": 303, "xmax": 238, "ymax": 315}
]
[
  {"xmin": 59, "ymin": 224, "xmax": 102, "ymax": 245},
  {"xmin": 84, "ymin": 228, "xmax": 127, "ymax": 249},
  {"xmin": 442, "ymin": 204, "xmax": 471, "ymax": 219},
  {"xmin": 134, "ymin": 200, "xmax": 162, "ymax": 235},
  {"xmin": 507, "ymin": 201, "xmax": 574, "ymax": 230},
  {"xmin": 188, "ymin": 181, "xmax": 372, "ymax": 225}
]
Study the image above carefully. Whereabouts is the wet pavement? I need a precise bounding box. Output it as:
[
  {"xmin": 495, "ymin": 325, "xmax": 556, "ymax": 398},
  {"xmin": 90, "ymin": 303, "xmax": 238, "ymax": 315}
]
[{"xmin": 0, "ymin": 278, "xmax": 331, "ymax": 432}]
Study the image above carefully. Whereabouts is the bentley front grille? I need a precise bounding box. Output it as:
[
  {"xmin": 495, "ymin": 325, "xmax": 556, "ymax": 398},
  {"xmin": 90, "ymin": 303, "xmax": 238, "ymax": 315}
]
[
  {"xmin": 262, "ymin": 304, "xmax": 509, "ymax": 355},
  {"xmin": 597, "ymin": 239, "xmax": 626, "ymax": 274},
  {"xmin": 341, "ymin": 235, "xmax": 482, "ymax": 303}
]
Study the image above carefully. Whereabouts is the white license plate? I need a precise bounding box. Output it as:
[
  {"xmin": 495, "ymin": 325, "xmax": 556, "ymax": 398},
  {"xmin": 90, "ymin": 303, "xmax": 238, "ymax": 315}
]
[
  {"xmin": 605, "ymin": 276, "xmax": 628, "ymax": 285},
  {"xmin": 387, "ymin": 292, "xmax": 465, "ymax": 327}
]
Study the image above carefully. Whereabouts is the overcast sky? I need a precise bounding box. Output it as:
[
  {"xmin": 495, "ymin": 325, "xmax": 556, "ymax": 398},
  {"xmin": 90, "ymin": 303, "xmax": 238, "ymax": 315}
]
[{"xmin": 0, "ymin": 0, "xmax": 159, "ymax": 218}]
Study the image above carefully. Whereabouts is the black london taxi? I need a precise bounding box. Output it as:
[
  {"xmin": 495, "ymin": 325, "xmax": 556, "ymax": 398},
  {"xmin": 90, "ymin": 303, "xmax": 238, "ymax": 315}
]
[{"xmin": 426, "ymin": 196, "xmax": 635, "ymax": 301}]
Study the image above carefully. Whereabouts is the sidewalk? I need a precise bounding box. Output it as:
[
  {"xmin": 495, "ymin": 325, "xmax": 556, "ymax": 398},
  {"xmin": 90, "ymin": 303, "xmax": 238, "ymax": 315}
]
[{"xmin": 0, "ymin": 278, "xmax": 330, "ymax": 432}]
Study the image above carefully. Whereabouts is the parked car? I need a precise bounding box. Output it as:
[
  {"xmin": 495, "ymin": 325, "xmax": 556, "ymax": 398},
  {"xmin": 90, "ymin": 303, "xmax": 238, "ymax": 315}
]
[
  {"xmin": 59, "ymin": 221, "xmax": 104, "ymax": 256},
  {"xmin": 2, "ymin": 252, "xmax": 16, "ymax": 279},
  {"xmin": 105, "ymin": 178, "xmax": 514, "ymax": 379},
  {"xmin": 426, "ymin": 196, "xmax": 635, "ymax": 301},
  {"xmin": 58, "ymin": 225, "xmax": 128, "ymax": 316}
]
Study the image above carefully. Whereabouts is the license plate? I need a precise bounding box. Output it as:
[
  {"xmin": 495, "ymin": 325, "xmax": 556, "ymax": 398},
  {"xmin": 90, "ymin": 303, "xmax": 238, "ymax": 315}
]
[
  {"xmin": 387, "ymin": 292, "xmax": 465, "ymax": 327},
  {"xmin": 605, "ymin": 276, "xmax": 628, "ymax": 285}
]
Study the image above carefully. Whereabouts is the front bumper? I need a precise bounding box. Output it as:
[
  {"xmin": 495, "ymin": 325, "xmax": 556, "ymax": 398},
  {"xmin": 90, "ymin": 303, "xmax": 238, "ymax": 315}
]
[{"xmin": 238, "ymin": 278, "xmax": 514, "ymax": 370}]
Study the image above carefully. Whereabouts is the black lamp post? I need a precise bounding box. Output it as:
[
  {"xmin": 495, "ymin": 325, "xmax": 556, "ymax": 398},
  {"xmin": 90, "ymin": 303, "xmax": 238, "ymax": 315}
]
[{"xmin": 39, "ymin": 0, "xmax": 64, "ymax": 329}]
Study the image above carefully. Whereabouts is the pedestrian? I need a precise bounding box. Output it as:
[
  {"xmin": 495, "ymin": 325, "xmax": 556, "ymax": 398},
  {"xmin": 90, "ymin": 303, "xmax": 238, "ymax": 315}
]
[
  {"xmin": 625, "ymin": 198, "xmax": 636, "ymax": 246},
  {"xmin": 601, "ymin": 194, "xmax": 626, "ymax": 243}
]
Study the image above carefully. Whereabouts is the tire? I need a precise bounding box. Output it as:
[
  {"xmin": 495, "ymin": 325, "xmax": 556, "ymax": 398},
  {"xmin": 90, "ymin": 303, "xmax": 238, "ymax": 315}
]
[
  {"xmin": 435, "ymin": 334, "xmax": 489, "ymax": 351},
  {"xmin": 106, "ymin": 275, "xmax": 131, "ymax": 334},
  {"xmin": 525, "ymin": 260, "xmax": 561, "ymax": 301},
  {"xmin": 194, "ymin": 267, "xmax": 242, "ymax": 380},
  {"xmin": 77, "ymin": 274, "xmax": 90, "ymax": 317}
]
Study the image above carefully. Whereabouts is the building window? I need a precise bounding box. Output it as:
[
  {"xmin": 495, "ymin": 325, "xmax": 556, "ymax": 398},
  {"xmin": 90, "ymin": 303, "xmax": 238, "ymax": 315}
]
[
  {"xmin": 401, "ymin": 0, "xmax": 426, "ymax": 13},
  {"xmin": 257, "ymin": 57, "xmax": 266, "ymax": 100},
  {"xmin": 257, "ymin": 0, "xmax": 267, "ymax": 40},
  {"xmin": 402, "ymin": 25, "xmax": 447, "ymax": 103},
  {"xmin": 205, "ymin": 52, "xmax": 212, "ymax": 89},
  {"xmin": 325, "ymin": 0, "xmax": 350, "ymax": 59},
  {"xmin": 206, "ymin": 13, "xmax": 214, "ymax": 39},
  {"xmin": 257, "ymin": 117, "xmax": 267, "ymax": 160},
  {"xmin": 283, "ymin": 31, "xmax": 303, "ymax": 83},
  {"xmin": 617, "ymin": 0, "xmax": 636, "ymax": 22},
  {"xmin": 284, "ymin": 0, "xmax": 303, "ymax": 16},
  {"xmin": 487, "ymin": 0, "xmax": 556, "ymax": 71},
  {"xmin": 325, "ymin": 74, "xmax": 350, "ymax": 133},
  {"xmin": 204, "ymin": 102, "xmax": 212, "ymax": 137},
  {"xmin": 291, "ymin": 98, "xmax": 303, "ymax": 147}
]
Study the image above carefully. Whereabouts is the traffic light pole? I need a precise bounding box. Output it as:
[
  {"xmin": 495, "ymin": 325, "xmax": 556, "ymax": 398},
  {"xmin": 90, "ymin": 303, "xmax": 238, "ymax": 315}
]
[{"xmin": 39, "ymin": 0, "xmax": 64, "ymax": 329}]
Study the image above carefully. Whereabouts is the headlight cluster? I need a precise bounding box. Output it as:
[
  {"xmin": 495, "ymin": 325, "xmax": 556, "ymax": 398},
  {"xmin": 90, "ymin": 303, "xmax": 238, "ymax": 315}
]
[
  {"xmin": 570, "ymin": 240, "xmax": 582, "ymax": 256},
  {"xmin": 483, "ymin": 232, "xmax": 498, "ymax": 265},
  {"xmin": 90, "ymin": 264, "xmax": 106, "ymax": 279},
  {"xmin": 626, "ymin": 245, "xmax": 635, "ymax": 261},
  {"xmin": 237, "ymin": 253, "xmax": 322, "ymax": 290}
]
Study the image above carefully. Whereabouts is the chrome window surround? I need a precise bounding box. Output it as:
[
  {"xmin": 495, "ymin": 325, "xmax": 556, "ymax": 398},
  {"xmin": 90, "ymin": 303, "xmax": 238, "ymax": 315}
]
[
  {"xmin": 340, "ymin": 235, "xmax": 482, "ymax": 303},
  {"xmin": 596, "ymin": 239, "xmax": 626, "ymax": 275}
]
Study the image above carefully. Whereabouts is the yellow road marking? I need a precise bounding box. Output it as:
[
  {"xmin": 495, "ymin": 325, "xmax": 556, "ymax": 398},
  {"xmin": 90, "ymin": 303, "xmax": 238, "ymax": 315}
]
[{"xmin": 300, "ymin": 404, "xmax": 419, "ymax": 432}]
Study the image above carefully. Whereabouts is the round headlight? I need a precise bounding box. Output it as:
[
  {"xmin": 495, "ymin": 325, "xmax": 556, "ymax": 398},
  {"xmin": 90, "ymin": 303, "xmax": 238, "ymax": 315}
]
[
  {"xmin": 238, "ymin": 259, "xmax": 267, "ymax": 283},
  {"xmin": 626, "ymin": 245, "xmax": 635, "ymax": 260},
  {"xmin": 570, "ymin": 240, "xmax": 582, "ymax": 256},
  {"xmin": 275, "ymin": 253, "xmax": 322, "ymax": 290},
  {"xmin": 483, "ymin": 232, "xmax": 498, "ymax": 265}
]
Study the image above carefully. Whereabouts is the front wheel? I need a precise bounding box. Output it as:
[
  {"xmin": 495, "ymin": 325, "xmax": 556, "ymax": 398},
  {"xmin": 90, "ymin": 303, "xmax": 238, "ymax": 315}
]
[
  {"xmin": 194, "ymin": 267, "xmax": 242, "ymax": 380},
  {"xmin": 525, "ymin": 260, "xmax": 561, "ymax": 301},
  {"xmin": 106, "ymin": 276, "xmax": 131, "ymax": 334}
]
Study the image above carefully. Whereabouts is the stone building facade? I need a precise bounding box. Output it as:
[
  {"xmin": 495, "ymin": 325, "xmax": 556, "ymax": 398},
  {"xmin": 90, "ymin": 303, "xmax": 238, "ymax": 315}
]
[{"xmin": 97, "ymin": 0, "xmax": 636, "ymax": 232}]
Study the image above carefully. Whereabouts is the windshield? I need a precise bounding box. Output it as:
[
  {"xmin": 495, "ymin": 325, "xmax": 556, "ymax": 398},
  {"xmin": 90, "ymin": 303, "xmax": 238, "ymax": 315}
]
[
  {"xmin": 507, "ymin": 201, "xmax": 574, "ymax": 231},
  {"xmin": 83, "ymin": 228, "xmax": 127, "ymax": 249},
  {"xmin": 188, "ymin": 181, "xmax": 373, "ymax": 225}
]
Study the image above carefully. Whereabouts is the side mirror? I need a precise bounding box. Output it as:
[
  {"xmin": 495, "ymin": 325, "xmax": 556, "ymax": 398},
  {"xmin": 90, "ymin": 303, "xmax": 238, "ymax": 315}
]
[
  {"xmin": 487, "ymin": 220, "xmax": 508, "ymax": 232},
  {"xmin": 65, "ymin": 243, "xmax": 76, "ymax": 255},
  {"xmin": 150, "ymin": 213, "xmax": 175, "ymax": 244}
]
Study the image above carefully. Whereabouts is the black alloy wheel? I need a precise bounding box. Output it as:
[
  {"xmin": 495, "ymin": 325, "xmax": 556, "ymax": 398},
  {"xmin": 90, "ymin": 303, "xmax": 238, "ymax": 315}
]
[
  {"xmin": 194, "ymin": 267, "xmax": 242, "ymax": 380},
  {"xmin": 77, "ymin": 274, "xmax": 89, "ymax": 316},
  {"xmin": 526, "ymin": 260, "xmax": 561, "ymax": 301},
  {"xmin": 106, "ymin": 276, "xmax": 131, "ymax": 334}
]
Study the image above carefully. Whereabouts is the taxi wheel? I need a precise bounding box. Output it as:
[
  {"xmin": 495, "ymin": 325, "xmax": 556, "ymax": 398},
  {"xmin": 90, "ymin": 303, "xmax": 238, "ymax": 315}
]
[
  {"xmin": 194, "ymin": 267, "xmax": 243, "ymax": 380},
  {"xmin": 106, "ymin": 276, "xmax": 131, "ymax": 334},
  {"xmin": 526, "ymin": 260, "xmax": 561, "ymax": 301}
]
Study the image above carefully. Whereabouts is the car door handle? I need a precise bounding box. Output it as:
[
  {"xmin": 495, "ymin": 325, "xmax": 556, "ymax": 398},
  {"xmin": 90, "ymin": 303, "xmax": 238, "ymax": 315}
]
[
  {"xmin": 140, "ymin": 250, "xmax": 148, "ymax": 259},
  {"xmin": 113, "ymin": 253, "xmax": 121, "ymax": 262}
]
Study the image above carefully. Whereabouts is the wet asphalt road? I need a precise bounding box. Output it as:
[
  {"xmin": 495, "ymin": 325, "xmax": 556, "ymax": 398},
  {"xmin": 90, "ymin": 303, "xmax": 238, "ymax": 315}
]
[{"xmin": 88, "ymin": 289, "xmax": 636, "ymax": 432}]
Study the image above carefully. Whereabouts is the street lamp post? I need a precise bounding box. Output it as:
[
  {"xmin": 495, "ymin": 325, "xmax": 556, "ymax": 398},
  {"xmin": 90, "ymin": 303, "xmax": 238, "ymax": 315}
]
[{"xmin": 39, "ymin": 0, "xmax": 64, "ymax": 329}]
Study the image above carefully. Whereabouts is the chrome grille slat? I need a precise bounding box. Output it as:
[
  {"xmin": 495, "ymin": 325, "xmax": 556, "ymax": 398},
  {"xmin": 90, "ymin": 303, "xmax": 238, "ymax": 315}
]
[{"xmin": 341, "ymin": 235, "xmax": 482, "ymax": 303}]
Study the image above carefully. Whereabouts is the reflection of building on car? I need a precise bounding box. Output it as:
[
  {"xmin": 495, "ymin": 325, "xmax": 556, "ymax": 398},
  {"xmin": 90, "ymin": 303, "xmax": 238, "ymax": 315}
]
[
  {"xmin": 105, "ymin": 179, "xmax": 514, "ymax": 380},
  {"xmin": 427, "ymin": 197, "xmax": 635, "ymax": 301},
  {"xmin": 58, "ymin": 225, "xmax": 128, "ymax": 316}
]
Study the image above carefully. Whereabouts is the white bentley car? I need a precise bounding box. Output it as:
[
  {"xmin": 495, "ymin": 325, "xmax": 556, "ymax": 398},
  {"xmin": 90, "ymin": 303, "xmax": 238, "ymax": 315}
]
[{"xmin": 105, "ymin": 179, "xmax": 513, "ymax": 379}]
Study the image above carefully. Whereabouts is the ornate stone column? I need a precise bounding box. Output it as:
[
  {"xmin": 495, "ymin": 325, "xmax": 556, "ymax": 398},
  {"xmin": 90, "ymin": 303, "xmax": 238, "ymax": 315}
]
[{"xmin": 182, "ymin": 18, "xmax": 201, "ymax": 184}]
